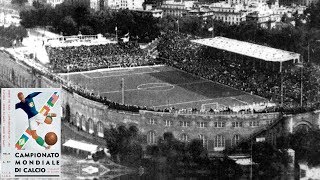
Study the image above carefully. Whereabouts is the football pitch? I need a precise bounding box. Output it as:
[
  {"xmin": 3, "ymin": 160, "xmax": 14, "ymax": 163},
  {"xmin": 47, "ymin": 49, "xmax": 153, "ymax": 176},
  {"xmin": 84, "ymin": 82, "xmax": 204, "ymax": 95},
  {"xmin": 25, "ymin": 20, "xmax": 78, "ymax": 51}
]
[{"xmin": 60, "ymin": 65, "xmax": 267, "ymax": 110}]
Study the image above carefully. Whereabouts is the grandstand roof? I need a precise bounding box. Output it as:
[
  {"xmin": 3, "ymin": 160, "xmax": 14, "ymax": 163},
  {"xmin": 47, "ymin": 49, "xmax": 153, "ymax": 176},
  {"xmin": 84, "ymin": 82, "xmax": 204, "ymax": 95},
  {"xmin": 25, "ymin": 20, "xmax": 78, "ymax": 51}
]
[
  {"xmin": 191, "ymin": 37, "xmax": 300, "ymax": 62},
  {"xmin": 63, "ymin": 139, "xmax": 98, "ymax": 153}
]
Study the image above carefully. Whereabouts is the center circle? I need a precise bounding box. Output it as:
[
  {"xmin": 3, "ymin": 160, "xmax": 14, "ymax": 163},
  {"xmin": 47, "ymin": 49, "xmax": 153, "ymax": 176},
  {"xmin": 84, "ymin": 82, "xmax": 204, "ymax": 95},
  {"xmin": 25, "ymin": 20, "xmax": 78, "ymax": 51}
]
[{"xmin": 137, "ymin": 83, "xmax": 174, "ymax": 91}]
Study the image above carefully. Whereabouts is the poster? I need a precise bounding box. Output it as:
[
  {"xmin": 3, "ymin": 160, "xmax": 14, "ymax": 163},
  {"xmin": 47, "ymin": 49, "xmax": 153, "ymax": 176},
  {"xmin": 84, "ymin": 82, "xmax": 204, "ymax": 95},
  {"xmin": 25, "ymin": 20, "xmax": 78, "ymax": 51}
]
[{"xmin": 1, "ymin": 88, "xmax": 61, "ymax": 178}]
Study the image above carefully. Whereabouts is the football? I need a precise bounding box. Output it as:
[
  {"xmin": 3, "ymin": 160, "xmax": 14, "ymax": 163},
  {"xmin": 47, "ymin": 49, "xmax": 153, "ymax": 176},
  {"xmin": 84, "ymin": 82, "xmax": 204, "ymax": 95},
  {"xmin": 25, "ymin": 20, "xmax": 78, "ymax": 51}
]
[{"xmin": 45, "ymin": 132, "xmax": 58, "ymax": 145}]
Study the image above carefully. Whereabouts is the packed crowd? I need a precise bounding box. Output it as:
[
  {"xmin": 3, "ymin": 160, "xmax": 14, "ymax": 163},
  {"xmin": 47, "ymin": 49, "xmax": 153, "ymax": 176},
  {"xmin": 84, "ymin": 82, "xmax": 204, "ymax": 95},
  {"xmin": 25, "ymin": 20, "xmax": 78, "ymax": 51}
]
[
  {"xmin": 46, "ymin": 42, "xmax": 155, "ymax": 72},
  {"xmin": 157, "ymin": 31, "xmax": 320, "ymax": 110}
]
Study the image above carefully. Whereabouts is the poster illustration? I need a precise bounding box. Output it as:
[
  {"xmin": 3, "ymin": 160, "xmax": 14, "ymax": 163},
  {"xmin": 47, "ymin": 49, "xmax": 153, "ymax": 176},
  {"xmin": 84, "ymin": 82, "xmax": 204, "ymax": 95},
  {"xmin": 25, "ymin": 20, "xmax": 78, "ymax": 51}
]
[{"xmin": 1, "ymin": 88, "xmax": 61, "ymax": 178}]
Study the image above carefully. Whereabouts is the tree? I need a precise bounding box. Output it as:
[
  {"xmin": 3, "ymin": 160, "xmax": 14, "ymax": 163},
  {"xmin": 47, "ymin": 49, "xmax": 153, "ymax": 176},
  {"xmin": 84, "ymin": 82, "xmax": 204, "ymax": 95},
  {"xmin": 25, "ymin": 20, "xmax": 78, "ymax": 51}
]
[
  {"xmin": 78, "ymin": 26, "xmax": 94, "ymax": 35},
  {"xmin": 187, "ymin": 139, "xmax": 207, "ymax": 163},
  {"xmin": 72, "ymin": 4, "xmax": 90, "ymax": 28},
  {"xmin": 252, "ymin": 142, "xmax": 289, "ymax": 176},
  {"xmin": 59, "ymin": 16, "xmax": 77, "ymax": 35},
  {"xmin": 65, "ymin": 104, "xmax": 70, "ymax": 122},
  {"xmin": 33, "ymin": 1, "xmax": 45, "ymax": 9},
  {"xmin": 11, "ymin": 0, "xmax": 27, "ymax": 6},
  {"xmin": 290, "ymin": 129, "xmax": 320, "ymax": 167},
  {"xmin": 104, "ymin": 125, "xmax": 142, "ymax": 165}
]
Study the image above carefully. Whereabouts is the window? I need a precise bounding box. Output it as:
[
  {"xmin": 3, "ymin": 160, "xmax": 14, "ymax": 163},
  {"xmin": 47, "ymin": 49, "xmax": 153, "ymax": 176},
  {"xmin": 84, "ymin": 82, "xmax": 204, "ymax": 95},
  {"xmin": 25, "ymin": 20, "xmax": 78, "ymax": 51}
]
[
  {"xmin": 89, "ymin": 119, "xmax": 94, "ymax": 134},
  {"xmin": 232, "ymin": 121, "xmax": 242, "ymax": 127},
  {"xmin": 164, "ymin": 120, "xmax": 173, "ymax": 126},
  {"xmin": 97, "ymin": 121, "xmax": 104, "ymax": 137},
  {"xmin": 147, "ymin": 131, "xmax": 156, "ymax": 144},
  {"xmin": 76, "ymin": 116, "xmax": 80, "ymax": 127},
  {"xmin": 149, "ymin": 118, "xmax": 156, "ymax": 125},
  {"xmin": 232, "ymin": 134, "xmax": 240, "ymax": 146},
  {"xmin": 250, "ymin": 121, "xmax": 260, "ymax": 127},
  {"xmin": 214, "ymin": 135, "xmax": 225, "ymax": 147},
  {"xmin": 81, "ymin": 117, "xmax": 86, "ymax": 131},
  {"xmin": 214, "ymin": 121, "xmax": 225, "ymax": 128},
  {"xmin": 180, "ymin": 134, "xmax": 189, "ymax": 142},
  {"xmin": 199, "ymin": 134, "xmax": 207, "ymax": 148},
  {"xmin": 197, "ymin": 121, "xmax": 208, "ymax": 128},
  {"xmin": 266, "ymin": 120, "xmax": 274, "ymax": 125},
  {"xmin": 179, "ymin": 121, "xmax": 190, "ymax": 127}
]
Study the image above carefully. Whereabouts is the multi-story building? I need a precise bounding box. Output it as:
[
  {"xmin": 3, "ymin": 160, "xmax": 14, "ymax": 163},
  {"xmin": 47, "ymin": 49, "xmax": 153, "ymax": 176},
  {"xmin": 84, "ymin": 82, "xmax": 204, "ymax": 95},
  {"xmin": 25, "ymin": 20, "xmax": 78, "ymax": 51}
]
[
  {"xmin": 107, "ymin": 0, "xmax": 144, "ymax": 10},
  {"xmin": 133, "ymin": 9, "xmax": 163, "ymax": 18},
  {"xmin": 187, "ymin": 8, "xmax": 214, "ymax": 20},
  {"xmin": 160, "ymin": 0, "xmax": 195, "ymax": 17},
  {"xmin": 46, "ymin": 0, "xmax": 64, "ymax": 7},
  {"xmin": 298, "ymin": 0, "xmax": 318, "ymax": 6},
  {"xmin": 64, "ymin": 0, "xmax": 106, "ymax": 11},
  {"xmin": 0, "ymin": 8, "xmax": 20, "ymax": 27},
  {"xmin": 246, "ymin": 11, "xmax": 281, "ymax": 28},
  {"xmin": 209, "ymin": 2, "xmax": 248, "ymax": 25}
]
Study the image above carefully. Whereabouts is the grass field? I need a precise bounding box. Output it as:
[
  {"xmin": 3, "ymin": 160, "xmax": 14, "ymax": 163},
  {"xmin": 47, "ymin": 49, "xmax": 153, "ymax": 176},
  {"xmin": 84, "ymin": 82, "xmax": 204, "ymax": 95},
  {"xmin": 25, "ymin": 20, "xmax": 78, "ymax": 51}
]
[{"xmin": 60, "ymin": 65, "xmax": 267, "ymax": 110}]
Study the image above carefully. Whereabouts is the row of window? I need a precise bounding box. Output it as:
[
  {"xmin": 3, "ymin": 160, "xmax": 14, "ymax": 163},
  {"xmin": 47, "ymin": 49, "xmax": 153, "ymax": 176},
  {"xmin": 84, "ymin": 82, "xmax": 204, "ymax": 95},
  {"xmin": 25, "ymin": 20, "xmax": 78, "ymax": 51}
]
[
  {"xmin": 75, "ymin": 117, "xmax": 104, "ymax": 137},
  {"xmin": 147, "ymin": 131, "xmax": 241, "ymax": 148},
  {"xmin": 149, "ymin": 119, "xmax": 263, "ymax": 128},
  {"xmin": 1, "ymin": 67, "xmax": 30, "ymax": 87}
]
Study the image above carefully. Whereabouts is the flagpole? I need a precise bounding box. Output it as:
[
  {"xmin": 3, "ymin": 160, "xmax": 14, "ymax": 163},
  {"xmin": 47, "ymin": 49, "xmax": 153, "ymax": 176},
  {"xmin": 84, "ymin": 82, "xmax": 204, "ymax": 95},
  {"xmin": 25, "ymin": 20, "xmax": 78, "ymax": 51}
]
[
  {"xmin": 177, "ymin": 20, "xmax": 179, "ymax": 33},
  {"xmin": 121, "ymin": 78, "xmax": 124, "ymax": 104},
  {"xmin": 115, "ymin": 26, "xmax": 118, "ymax": 41},
  {"xmin": 250, "ymin": 138, "xmax": 253, "ymax": 180},
  {"xmin": 212, "ymin": 19, "xmax": 214, "ymax": 38}
]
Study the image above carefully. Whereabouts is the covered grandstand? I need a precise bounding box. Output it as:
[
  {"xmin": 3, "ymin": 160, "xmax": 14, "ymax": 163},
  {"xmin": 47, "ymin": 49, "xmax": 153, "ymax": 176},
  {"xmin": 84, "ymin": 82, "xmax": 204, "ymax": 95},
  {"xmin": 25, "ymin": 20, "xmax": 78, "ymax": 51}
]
[
  {"xmin": 191, "ymin": 37, "xmax": 301, "ymax": 63},
  {"xmin": 191, "ymin": 37, "xmax": 302, "ymax": 106}
]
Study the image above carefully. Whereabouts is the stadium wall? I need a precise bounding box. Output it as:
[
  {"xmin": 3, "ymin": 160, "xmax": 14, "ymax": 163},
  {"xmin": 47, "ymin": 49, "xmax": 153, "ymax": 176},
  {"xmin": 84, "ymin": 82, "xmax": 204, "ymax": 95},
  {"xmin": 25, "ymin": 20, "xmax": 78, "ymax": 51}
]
[{"xmin": 1, "ymin": 51, "xmax": 320, "ymax": 153}]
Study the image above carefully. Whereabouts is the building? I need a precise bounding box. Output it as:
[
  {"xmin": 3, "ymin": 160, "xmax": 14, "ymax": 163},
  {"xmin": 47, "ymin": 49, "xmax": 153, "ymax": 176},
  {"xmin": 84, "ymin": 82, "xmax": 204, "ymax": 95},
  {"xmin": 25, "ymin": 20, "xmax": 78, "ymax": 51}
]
[
  {"xmin": 65, "ymin": 0, "xmax": 106, "ymax": 11},
  {"xmin": 107, "ymin": 0, "xmax": 144, "ymax": 10},
  {"xmin": 46, "ymin": 0, "xmax": 64, "ymax": 7},
  {"xmin": 207, "ymin": 2, "xmax": 248, "ymax": 25},
  {"xmin": 298, "ymin": 0, "xmax": 319, "ymax": 6},
  {"xmin": 0, "ymin": 8, "xmax": 20, "ymax": 27},
  {"xmin": 133, "ymin": 9, "xmax": 163, "ymax": 18},
  {"xmin": 160, "ymin": 0, "xmax": 195, "ymax": 17},
  {"xmin": 246, "ymin": 11, "xmax": 281, "ymax": 28}
]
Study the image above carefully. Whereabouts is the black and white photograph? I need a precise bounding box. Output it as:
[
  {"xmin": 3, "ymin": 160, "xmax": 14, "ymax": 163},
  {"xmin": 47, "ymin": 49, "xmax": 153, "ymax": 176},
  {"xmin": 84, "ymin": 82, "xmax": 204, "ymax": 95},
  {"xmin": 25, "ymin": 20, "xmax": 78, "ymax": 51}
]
[{"xmin": 0, "ymin": 0, "xmax": 320, "ymax": 178}]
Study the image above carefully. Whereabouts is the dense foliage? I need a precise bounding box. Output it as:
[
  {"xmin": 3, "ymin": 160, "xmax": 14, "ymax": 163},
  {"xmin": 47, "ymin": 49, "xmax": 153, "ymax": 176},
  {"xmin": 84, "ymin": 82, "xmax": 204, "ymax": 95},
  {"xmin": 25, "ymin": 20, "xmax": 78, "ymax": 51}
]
[
  {"xmin": 104, "ymin": 125, "xmax": 144, "ymax": 167},
  {"xmin": 288, "ymin": 129, "xmax": 320, "ymax": 167},
  {"xmin": 252, "ymin": 142, "xmax": 290, "ymax": 176},
  {"xmin": 20, "ymin": 3, "xmax": 160, "ymax": 42},
  {"xmin": 145, "ymin": 132, "xmax": 242, "ymax": 176},
  {"xmin": 11, "ymin": 0, "xmax": 28, "ymax": 6},
  {"xmin": 19, "ymin": 0, "xmax": 320, "ymax": 63},
  {"xmin": 0, "ymin": 25, "xmax": 27, "ymax": 47}
]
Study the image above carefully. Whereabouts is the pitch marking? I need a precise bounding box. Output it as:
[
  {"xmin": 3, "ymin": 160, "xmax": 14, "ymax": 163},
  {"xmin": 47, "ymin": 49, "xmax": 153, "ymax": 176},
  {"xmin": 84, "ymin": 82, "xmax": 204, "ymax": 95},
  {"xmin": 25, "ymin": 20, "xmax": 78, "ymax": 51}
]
[
  {"xmin": 153, "ymin": 98, "xmax": 217, "ymax": 108},
  {"xmin": 230, "ymin": 97, "xmax": 249, "ymax": 105},
  {"xmin": 81, "ymin": 73, "xmax": 92, "ymax": 79}
]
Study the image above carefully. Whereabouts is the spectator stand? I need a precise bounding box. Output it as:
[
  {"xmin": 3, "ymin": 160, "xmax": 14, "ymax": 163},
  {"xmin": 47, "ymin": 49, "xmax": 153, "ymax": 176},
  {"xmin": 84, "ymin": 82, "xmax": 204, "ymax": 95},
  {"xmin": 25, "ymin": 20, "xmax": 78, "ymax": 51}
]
[
  {"xmin": 191, "ymin": 36, "xmax": 301, "ymax": 107},
  {"xmin": 46, "ymin": 34, "xmax": 117, "ymax": 47}
]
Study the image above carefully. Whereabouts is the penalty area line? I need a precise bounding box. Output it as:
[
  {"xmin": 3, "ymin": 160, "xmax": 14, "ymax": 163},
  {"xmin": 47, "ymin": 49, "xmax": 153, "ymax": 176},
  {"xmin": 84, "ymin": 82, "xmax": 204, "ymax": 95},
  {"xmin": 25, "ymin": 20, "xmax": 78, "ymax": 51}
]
[
  {"xmin": 81, "ymin": 73, "xmax": 93, "ymax": 79},
  {"xmin": 230, "ymin": 97, "xmax": 249, "ymax": 105}
]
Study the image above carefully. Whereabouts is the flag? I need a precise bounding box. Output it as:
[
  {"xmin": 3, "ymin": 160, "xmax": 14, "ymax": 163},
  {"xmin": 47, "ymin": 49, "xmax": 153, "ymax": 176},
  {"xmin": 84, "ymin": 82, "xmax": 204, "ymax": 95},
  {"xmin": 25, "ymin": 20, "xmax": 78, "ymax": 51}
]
[
  {"xmin": 208, "ymin": 27, "xmax": 213, "ymax": 31},
  {"xmin": 115, "ymin": 26, "xmax": 118, "ymax": 31},
  {"xmin": 176, "ymin": 20, "xmax": 179, "ymax": 24}
]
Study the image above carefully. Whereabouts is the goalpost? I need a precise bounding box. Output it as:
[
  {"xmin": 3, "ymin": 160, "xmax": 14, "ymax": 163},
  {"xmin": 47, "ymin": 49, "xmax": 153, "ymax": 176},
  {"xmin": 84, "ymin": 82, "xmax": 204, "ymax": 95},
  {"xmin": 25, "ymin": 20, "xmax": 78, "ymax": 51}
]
[{"xmin": 201, "ymin": 102, "xmax": 219, "ymax": 112}]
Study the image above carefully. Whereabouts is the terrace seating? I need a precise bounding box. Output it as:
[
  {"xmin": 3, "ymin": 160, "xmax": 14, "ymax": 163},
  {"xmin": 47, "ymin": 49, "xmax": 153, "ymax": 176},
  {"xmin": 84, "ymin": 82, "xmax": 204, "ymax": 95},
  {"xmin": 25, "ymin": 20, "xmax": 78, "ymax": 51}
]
[{"xmin": 46, "ymin": 42, "xmax": 154, "ymax": 73}]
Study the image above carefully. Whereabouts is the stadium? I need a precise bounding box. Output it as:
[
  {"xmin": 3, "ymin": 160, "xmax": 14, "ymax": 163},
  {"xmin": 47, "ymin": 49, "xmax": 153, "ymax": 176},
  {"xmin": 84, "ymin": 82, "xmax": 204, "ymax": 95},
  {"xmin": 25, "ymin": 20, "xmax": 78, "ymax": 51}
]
[
  {"xmin": 1, "ymin": 29, "xmax": 320, "ymax": 179},
  {"xmin": 44, "ymin": 33, "xmax": 296, "ymax": 113}
]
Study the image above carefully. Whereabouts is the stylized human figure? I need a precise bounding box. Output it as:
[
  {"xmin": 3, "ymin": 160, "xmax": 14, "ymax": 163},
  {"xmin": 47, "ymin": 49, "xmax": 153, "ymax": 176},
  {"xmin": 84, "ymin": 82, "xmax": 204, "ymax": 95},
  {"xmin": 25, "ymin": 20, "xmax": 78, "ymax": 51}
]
[{"xmin": 15, "ymin": 92, "xmax": 56, "ymax": 149}]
